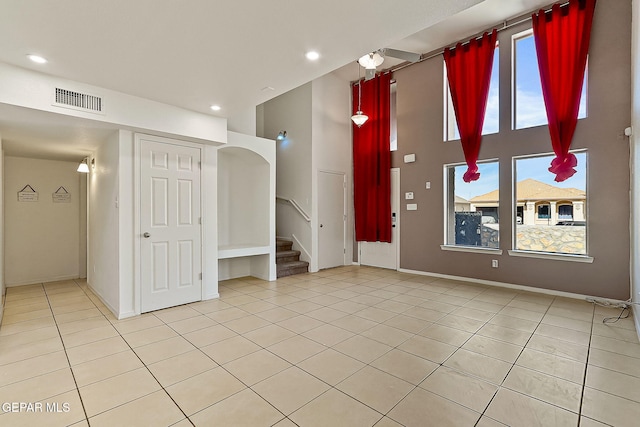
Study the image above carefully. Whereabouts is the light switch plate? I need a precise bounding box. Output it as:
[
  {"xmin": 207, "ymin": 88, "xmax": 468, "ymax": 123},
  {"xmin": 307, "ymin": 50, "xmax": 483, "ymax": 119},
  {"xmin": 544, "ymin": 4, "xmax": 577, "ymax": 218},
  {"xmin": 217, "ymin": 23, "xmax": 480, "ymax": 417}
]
[
  {"xmin": 405, "ymin": 192, "xmax": 414, "ymax": 200},
  {"xmin": 407, "ymin": 204, "xmax": 417, "ymax": 211},
  {"xmin": 404, "ymin": 153, "xmax": 416, "ymax": 163}
]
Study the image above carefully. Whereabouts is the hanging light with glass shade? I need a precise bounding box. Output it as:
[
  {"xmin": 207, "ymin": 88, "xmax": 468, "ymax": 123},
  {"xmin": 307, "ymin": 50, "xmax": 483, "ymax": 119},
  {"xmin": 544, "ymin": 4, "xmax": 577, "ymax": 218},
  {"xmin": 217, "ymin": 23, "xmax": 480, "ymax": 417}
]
[{"xmin": 351, "ymin": 63, "xmax": 368, "ymax": 127}]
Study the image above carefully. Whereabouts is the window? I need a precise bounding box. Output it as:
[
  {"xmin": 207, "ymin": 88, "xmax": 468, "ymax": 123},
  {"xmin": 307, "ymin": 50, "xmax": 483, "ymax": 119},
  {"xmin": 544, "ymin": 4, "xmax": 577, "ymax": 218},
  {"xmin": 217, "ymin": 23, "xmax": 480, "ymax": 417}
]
[
  {"xmin": 513, "ymin": 30, "xmax": 587, "ymax": 129},
  {"xmin": 513, "ymin": 152, "xmax": 587, "ymax": 255},
  {"xmin": 445, "ymin": 161, "xmax": 500, "ymax": 248},
  {"xmin": 444, "ymin": 47, "xmax": 500, "ymax": 141}
]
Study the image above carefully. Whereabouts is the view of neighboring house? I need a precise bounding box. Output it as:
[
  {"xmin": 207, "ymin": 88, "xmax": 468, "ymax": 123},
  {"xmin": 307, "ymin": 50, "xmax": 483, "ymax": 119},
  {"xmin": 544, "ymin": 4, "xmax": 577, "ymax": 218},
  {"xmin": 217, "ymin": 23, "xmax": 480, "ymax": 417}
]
[{"xmin": 466, "ymin": 178, "xmax": 586, "ymax": 225}]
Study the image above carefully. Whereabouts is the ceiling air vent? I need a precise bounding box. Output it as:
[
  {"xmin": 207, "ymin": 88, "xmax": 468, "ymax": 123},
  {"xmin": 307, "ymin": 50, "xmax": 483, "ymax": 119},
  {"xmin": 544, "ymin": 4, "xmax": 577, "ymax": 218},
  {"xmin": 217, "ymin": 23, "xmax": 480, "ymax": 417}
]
[{"xmin": 54, "ymin": 88, "xmax": 103, "ymax": 114}]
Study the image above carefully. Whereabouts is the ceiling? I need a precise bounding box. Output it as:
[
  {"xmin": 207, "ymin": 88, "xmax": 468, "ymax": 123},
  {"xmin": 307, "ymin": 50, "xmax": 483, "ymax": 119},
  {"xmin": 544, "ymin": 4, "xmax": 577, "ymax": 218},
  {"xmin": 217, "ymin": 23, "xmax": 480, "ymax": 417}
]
[{"xmin": 0, "ymin": 0, "xmax": 552, "ymax": 161}]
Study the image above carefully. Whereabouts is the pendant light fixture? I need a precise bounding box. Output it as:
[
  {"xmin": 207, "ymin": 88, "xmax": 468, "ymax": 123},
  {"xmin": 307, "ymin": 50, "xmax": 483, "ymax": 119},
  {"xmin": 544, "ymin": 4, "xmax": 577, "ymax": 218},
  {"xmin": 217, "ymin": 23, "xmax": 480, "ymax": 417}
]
[{"xmin": 351, "ymin": 62, "xmax": 368, "ymax": 127}]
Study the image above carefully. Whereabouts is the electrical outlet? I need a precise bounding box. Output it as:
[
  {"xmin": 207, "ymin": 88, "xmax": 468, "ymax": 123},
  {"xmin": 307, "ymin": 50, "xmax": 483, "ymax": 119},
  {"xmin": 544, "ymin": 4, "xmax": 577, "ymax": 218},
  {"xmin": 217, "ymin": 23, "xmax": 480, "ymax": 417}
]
[
  {"xmin": 405, "ymin": 192, "xmax": 414, "ymax": 200},
  {"xmin": 491, "ymin": 259, "xmax": 498, "ymax": 268}
]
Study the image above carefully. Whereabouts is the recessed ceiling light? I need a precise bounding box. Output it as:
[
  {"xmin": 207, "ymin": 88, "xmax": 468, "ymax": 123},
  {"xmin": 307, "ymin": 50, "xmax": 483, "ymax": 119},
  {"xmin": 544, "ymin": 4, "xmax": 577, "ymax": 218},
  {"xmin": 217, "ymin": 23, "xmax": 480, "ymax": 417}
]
[
  {"xmin": 305, "ymin": 51, "xmax": 320, "ymax": 61},
  {"xmin": 27, "ymin": 54, "xmax": 47, "ymax": 64},
  {"xmin": 210, "ymin": 105, "xmax": 221, "ymax": 111}
]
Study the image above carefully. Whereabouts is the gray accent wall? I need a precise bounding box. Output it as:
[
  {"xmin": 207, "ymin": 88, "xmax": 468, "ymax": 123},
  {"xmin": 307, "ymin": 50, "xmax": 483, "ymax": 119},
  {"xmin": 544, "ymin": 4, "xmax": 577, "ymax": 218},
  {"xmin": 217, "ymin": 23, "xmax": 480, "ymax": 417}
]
[{"xmin": 391, "ymin": 0, "xmax": 631, "ymax": 300}]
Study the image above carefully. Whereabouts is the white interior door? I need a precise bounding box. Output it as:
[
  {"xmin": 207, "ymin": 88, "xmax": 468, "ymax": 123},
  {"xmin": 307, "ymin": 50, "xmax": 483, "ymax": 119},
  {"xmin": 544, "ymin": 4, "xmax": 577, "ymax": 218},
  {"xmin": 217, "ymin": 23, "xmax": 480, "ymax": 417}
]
[
  {"xmin": 140, "ymin": 138, "xmax": 202, "ymax": 313},
  {"xmin": 360, "ymin": 168, "xmax": 400, "ymax": 270},
  {"xmin": 319, "ymin": 171, "xmax": 346, "ymax": 270}
]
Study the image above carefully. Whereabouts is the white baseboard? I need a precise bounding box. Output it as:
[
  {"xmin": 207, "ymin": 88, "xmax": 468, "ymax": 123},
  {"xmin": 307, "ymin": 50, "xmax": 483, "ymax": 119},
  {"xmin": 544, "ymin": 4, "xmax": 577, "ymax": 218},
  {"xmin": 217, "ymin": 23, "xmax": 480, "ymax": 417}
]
[
  {"xmin": 6, "ymin": 274, "xmax": 80, "ymax": 287},
  {"xmin": 397, "ymin": 268, "xmax": 630, "ymax": 304}
]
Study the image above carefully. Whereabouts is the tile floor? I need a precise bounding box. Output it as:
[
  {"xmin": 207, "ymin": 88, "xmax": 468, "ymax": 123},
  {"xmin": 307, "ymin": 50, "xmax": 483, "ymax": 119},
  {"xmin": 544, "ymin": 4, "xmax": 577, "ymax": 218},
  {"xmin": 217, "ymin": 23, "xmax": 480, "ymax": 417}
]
[{"xmin": 1, "ymin": 266, "xmax": 639, "ymax": 426}]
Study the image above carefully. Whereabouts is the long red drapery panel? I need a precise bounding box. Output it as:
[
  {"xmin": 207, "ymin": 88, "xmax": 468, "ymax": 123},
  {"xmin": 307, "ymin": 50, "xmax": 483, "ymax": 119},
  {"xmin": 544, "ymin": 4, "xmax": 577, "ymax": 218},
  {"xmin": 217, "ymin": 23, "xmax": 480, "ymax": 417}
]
[
  {"xmin": 352, "ymin": 73, "xmax": 391, "ymax": 243},
  {"xmin": 532, "ymin": 0, "xmax": 596, "ymax": 182},
  {"xmin": 444, "ymin": 30, "xmax": 498, "ymax": 183}
]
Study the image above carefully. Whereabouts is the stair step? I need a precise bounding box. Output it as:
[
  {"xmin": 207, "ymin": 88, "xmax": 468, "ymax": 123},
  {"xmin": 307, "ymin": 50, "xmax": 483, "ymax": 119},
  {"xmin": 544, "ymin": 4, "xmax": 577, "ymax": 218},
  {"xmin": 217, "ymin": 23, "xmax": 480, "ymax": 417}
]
[
  {"xmin": 276, "ymin": 238, "xmax": 293, "ymax": 251},
  {"xmin": 277, "ymin": 260, "xmax": 309, "ymax": 278},
  {"xmin": 276, "ymin": 250, "xmax": 301, "ymax": 264}
]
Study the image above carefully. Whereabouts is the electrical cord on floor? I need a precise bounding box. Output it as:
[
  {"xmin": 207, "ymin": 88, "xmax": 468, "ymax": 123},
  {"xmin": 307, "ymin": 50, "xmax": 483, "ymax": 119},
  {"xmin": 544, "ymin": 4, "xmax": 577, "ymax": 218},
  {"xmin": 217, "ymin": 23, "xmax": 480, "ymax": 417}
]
[
  {"xmin": 602, "ymin": 306, "xmax": 630, "ymax": 324},
  {"xmin": 585, "ymin": 297, "xmax": 633, "ymax": 324}
]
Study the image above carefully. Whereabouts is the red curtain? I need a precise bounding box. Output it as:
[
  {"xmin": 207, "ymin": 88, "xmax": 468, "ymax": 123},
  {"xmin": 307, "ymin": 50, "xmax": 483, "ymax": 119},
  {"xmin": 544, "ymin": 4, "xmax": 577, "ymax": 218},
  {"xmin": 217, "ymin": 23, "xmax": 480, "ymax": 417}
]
[
  {"xmin": 532, "ymin": 0, "xmax": 596, "ymax": 182},
  {"xmin": 352, "ymin": 73, "xmax": 392, "ymax": 242},
  {"xmin": 444, "ymin": 30, "xmax": 498, "ymax": 183}
]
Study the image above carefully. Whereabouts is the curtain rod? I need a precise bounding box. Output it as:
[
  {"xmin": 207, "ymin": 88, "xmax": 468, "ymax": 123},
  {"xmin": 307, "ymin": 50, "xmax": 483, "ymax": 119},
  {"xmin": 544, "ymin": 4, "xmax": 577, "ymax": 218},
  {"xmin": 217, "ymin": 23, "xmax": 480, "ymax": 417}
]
[{"xmin": 360, "ymin": 0, "xmax": 570, "ymax": 80}]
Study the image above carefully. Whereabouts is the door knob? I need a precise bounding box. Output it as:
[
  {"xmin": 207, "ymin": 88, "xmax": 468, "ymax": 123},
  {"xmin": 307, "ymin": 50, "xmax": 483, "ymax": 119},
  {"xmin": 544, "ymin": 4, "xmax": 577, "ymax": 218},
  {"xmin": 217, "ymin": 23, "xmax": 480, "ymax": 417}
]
[{"xmin": 143, "ymin": 232, "xmax": 151, "ymax": 238}]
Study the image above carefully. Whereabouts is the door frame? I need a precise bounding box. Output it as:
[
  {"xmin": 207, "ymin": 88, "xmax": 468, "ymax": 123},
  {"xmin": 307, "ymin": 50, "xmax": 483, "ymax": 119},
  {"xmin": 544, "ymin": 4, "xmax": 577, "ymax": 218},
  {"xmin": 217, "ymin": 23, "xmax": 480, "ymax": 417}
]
[
  {"xmin": 358, "ymin": 167, "xmax": 400, "ymax": 270},
  {"xmin": 316, "ymin": 169, "xmax": 347, "ymax": 270},
  {"xmin": 133, "ymin": 133, "xmax": 204, "ymax": 315}
]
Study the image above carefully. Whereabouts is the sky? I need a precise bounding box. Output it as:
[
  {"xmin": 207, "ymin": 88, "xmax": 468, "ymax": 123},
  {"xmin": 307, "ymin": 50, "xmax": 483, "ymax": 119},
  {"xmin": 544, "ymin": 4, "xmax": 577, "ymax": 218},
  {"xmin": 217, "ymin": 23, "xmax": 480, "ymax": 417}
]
[{"xmin": 450, "ymin": 33, "xmax": 588, "ymax": 200}]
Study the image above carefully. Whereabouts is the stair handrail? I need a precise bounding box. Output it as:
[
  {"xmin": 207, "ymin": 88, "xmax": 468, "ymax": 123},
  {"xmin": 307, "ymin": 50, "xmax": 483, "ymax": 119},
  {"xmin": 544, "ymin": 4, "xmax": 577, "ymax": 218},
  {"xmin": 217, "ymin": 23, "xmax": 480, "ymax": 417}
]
[{"xmin": 276, "ymin": 196, "xmax": 311, "ymax": 222}]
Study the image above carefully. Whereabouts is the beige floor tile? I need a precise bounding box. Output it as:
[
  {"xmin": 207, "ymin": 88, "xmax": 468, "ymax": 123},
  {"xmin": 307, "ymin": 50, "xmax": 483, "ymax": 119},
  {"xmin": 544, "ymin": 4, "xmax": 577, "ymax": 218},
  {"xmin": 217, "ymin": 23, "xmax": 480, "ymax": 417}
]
[
  {"xmin": 354, "ymin": 306, "xmax": 397, "ymax": 323},
  {"xmin": 360, "ymin": 323, "xmax": 413, "ymax": 347},
  {"xmin": 337, "ymin": 365, "xmax": 413, "ymax": 413},
  {"xmin": 277, "ymin": 314, "xmax": 325, "ymax": 333},
  {"xmin": 122, "ymin": 324, "xmax": 179, "ymax": 348},
  {"xmin": 306, "ymin": 306, "xmax": 349, "ymax": 323},
  {"xmin": 302, "ymin": 324, "xmax": 354, "ymax": 347},
  {"xmin": 452, "ymin": 307, "xmax": 495, "ymax": 322},
  {"xmin": 0, "ymin": 368, "xmax": 76, "ymax": 404},
  {"xmin": 489, "ymin": 314, "xmax": 539, "ymax": 333},
  {"xmin": 588, "ymin": 347, "xmax": 640, "ymax": 378},
  {"xmin": 586, "ymin": 364, "xmax": 640, "ymax": 403},
  {"xmin": 190, "ymin": 388, "xmax": 284, "ymax": 427},
  {"xmin": 485, "ymin": 388, "xmax": 577, "ymax": 427},
  {"xmin": 253, "ymin": 366, "xmax": 330, "ymax": 415},
  {"xmin": 166, "ymin": 367, "xmax": 246, "ymax": 416},
  {"xmin": 371, "ymin": 348, "xmax": 438, "ymax": 385},
  {"xmin": 498, "ymin": 306, "xmax": 544, "ymax": 322},
  {"xmin": 475, "ymin": 416, "xmax": 509, "ymax": 427},
  {"xmin": 418, "ymin": 323, "xmax": 472, "ymax": 347},
  {"xmin": 148, "ymin": 349, "xmax": 218, "ymax": 387},
  {"xmin": 503, "ymin": 365, "xmax": 581, "ymax": 412},
  {"xmin": 79, "ymin": 367, "xmax": 161, "ymax": 417},
  {"xmin": 476, "ymin": 323, "xmax": 532, "ymax": 346},
  {"xmin": 1, "ymin": 308, "xmax": 53, "ymax": 325},
  {"xmin": 167, "ymin": 315, "xmax": 217, "ymax": 334},
  {"xmin": 0, "ymin": 389, "xmax": 85, "ymax": 427},
  {"xmin": 58, "ymin": 316, "xmax": 111, "ymax": 336},
  {"xmin": 289, "ymin": 388, "xmax": 382, "ymax": 427},
  {"xmin": 464, "ymin": 299, "xmax": 505, "ymax": 313},
  {"xmin": 255, "ymin": 307, "xmax": 299, "ymax": 323},
  {"xmin": 3, "ymin": 301, "xmax": 51, "ymax": 316},
  {"xmin": 383, "ymin": 314, "xmax": 431, "ymax": 334},
  {"xmin": 206, "ymin": 307, "xmax": 250, "ymax": 323},
  {"xmin": 298, "ymin": 349, "xmax": 365, "ymax": 386},
  {"xmin": 373, "ymin": 299, "xmax": 413, "ymax": 314},
  {"xmin": 590, "ymin": 334, "xmax": 640, "ymax": 359},
  {"xmin": 267, "ymin": 335, "xmax": 326, "ymax": 364},
  {"xmin": 334, "ymin": 335, "xmax": 392, "ymax": 364},
  {"xmin": 420, "ymin": 366, "xmax": 498, "ymax": 412},
  {"xmin": 72, "ymin": 350, "xmax": 143, "ymax": 387},
  {"xmin": 238, "ymin": 300, "xmax": 278, "ymax": 314},
  {"xmin": 535, "ymin": 323, "xmax": 591, "ymax": 346},
  {"xmin": 51, "ymin": 301, "xmax": 97, "ymax": 315},
  {"xmin": 188, "ymin": 298, "xmax": 233, "ymax": 314},
  {"xmin": 462, "ymin": 335, "xmax": 523, "ymax": 363},
  {"xmin": 244, "ymin": 324, "xmax": 297, "ymax": 347},
  {"xmin": 402, "ymin": 306, "xmax": 446, "ymax": 322},
  {"xmin": 153, "ymin": 306, "xmax": 201, "ymax": 323},
  {"xmin": 388, "ymin": 387, "xmax": 480, "ymax": 427},
  {"xmin": 182, "ymin": 324, "xmax": 238, "ymax": 347},
  {"xmin": 284, "ymin": 300, "xmax": 325, "ymax": 314},
  {"xmin": 444, "ymin": 349, "xmax": 511, "ymax": 385},
  {"xmin": 89, "ymin": 390, "xmax": 184, "ymax": 427},
  {"xmin": 223, "ymin": 349, "xmax": 291, "ymax": 385},
  {"xmin": 0, "ymin": 350, "xmax": 68, "ymax": 387},
  {"xmin": 506, "ymin": 300, "xmax": 549, "ymax": 314},
  {"xmin": 330, "ymin": 314, "xmax": 378, "ymax": 333},
  {"xmin": 419, "ymin": 299, "xmax": 462, "ymax": 314},
  {"xmin": 65, "ymin": 336, "xmax": 130, "ymax": 365},
  {"xmin": 201, "ymin": 335, "xmax": 261, "ymax": 364},
  {"xmin": 54, "ymin": 307, "xmax": 104, "ymax": 324},
  {"xmin": 526, "ymin": 334, "xmax": 588, "ymax": 363},
  {"xmin": 134, "ymin": 336, "xmax": 196, "ymax": 365},
  {"xmin": 0, "ymin": 325, "xmax": 59, "ymax": 349},
  {"xmin": 0, "ymin": 336, "xmax": 63, "ymax": 366},
  {"xmin": 223, "ymin": 315, "xmax": 272, "ymax": 334},
  {"xmin": 541, "ymin": 313, "xmax": 591, "ymax": 333},
  {"xmin": 0, "ymin": 316, "xmax": 56, "ymax": 336},
  {"xmin": 591, "ymin": 322, "xmax": 639, "ymax": 342},
  {"xmin": 437, "ymin": 314, "xmax": 485, "ymax": 333},
  {"xmin": 582, "ymin": 387, "xmax": 640, "ymax": 427},
  {"xmin": 398, "ymin": 335, "xmax": 457, "ymax": 364},
  {"xmin": 516, "ymin": 348, "xmax": 585, "ymax": 384},
  {"xmin": 546, "ymin": 306, "xmax": 593, "ymax": 322},
  {"xmin": 113, "ymin": 315, "xmax": 163, "ymax": 335},
  {"xmin": 579, "ymin": 416, "xmax": 610, "ymax": 427},
  {"xmin": 62, "ymin": 324, "xmax": 119, "ymax": 348}
]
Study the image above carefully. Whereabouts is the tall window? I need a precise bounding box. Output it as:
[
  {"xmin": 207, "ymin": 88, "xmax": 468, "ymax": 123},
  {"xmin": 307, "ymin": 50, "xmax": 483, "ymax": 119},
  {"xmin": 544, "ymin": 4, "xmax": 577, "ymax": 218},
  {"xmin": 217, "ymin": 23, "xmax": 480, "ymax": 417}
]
[
  {"xmin": 444, "ymin": 47, "xmax": 500, "ymax": 141},
  {"xmin": 513, "ymin": 30, "xmax": 587, "ymax": 130},
  {"xmin": 513, "ymin": 151, "xmax": 587, "ymax": 255},
  {"xmin": 445, "ymin": 161, "xmax": 499, "ymax": 248}
]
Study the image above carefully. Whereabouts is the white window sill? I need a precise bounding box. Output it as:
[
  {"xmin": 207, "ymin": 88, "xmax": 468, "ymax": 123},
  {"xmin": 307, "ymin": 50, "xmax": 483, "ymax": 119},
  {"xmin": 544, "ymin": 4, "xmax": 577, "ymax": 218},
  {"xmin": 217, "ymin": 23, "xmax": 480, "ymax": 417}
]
[
  {"xmin": 440, "ymin": 245, "xmax": 503, "ymax": 255},
  {"xmin": 508, "ymin": 250, "xmax": 594, "ymax": 263}
]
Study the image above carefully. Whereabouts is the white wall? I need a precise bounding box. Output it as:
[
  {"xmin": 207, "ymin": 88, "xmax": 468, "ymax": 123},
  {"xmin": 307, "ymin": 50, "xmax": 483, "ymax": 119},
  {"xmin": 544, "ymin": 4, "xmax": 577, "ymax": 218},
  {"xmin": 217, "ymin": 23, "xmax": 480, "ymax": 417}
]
[
  {"xmin": 88, "ymin": 131, "xmax": 121, "ymax": 315},
  {"xmin": 311, "ymin": 73, "xmax": 354, "ymax": 271},
  {"xmin": 631, "ymin": 0, "xmax": 640, "ymax": 334},
  {"xmin": 4, "ymin": 156, "xmax": 81, "ymax": 285},
  {"xmin": 0, "ymin": 137, "xmax": 4, "ymax": 323}
]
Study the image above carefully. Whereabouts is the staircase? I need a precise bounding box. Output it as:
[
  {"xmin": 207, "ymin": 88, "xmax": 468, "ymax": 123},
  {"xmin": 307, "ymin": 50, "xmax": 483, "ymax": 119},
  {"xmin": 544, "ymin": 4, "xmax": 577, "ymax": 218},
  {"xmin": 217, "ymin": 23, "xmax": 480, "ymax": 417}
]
[{"xmin": 276, "ymin": 237, "xmax": 309, "ymax": 278}]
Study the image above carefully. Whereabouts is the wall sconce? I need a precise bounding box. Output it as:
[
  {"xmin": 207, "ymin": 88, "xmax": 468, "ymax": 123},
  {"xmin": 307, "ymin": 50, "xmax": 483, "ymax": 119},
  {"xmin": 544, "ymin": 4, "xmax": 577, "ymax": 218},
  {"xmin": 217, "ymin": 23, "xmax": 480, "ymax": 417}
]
[
  {"xmin": 77, "ymin": 158, "xmax": 90, "ymax": 173},
  {"xmin": 276, "ymin": 131, "xmax": 287, "ymax": 141}
]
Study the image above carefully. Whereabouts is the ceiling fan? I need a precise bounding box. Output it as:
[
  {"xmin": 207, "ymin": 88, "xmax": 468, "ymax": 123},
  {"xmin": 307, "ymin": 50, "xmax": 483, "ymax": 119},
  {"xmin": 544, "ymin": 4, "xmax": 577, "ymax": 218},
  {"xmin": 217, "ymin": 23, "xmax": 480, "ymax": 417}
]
[{"xmin": 358, "ymin": 48, "xmax": 422, "ymax": 80}]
